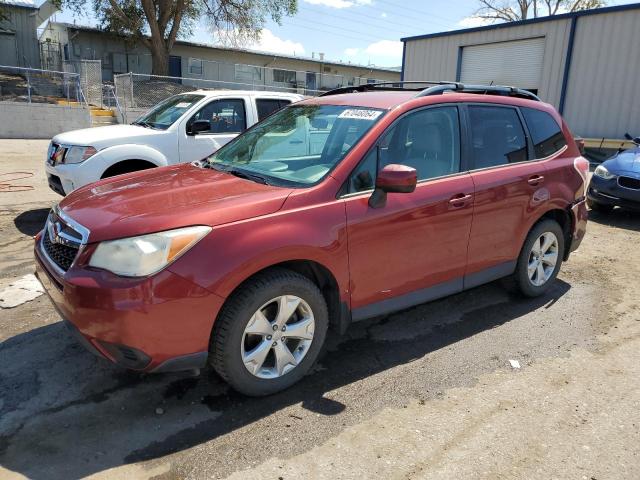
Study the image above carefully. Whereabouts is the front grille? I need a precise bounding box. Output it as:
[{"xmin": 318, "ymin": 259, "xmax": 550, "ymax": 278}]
[
  {"xmin": 43, "ymin": 230, "xmax": 79, "ymax": 271},
  {"xmin": 619, "ymin": 176, "xmax": 640, "ymax": 190}
]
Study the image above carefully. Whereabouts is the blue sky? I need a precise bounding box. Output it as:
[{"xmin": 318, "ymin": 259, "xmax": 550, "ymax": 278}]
[{"xmin": 49, "ymin": 0, "xmax": 636, "ymax": 69}]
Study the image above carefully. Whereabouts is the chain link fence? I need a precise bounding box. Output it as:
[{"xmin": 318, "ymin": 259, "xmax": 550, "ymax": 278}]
[
  {"xmin": 0, "ymin": 64, "xmax": 83, "ymax": 105},
  {"xmin": 63, "ymin": 60, "xmax": 103, "ymax": 107}
]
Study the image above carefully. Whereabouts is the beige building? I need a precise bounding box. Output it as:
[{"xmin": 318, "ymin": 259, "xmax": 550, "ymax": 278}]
[
  {"xmin": 401, "ymin": 3, "xmax": 640, "ymax": 139},
  {"xmin": 40, "ymin": 22, "xmax": 399, "ymax": 94}
]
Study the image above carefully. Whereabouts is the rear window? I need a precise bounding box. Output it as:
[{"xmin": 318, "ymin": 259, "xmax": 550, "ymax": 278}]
[
  {"xmin": 521, "ymin": 107, "xmax": 567, "ymax": 158},
  {"xmin": 256, "ymin": 99, "xmax": 292, "ymax": 121},
  {"xmin": 468, "ymin": 106, "xmax": 528, "ymax": 168}
]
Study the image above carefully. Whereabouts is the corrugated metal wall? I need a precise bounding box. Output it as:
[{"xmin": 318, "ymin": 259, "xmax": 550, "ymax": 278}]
[
  {"xmin": 562, "ymin": 9, "xmax": 640, "ymax": 138},
  {"xmin": 0, "ymin": 6, "xmax": 40, "ymax": 68},
  {"xmin": 403, "ymin": 8, "xmax": 640, "ymax": 139}
]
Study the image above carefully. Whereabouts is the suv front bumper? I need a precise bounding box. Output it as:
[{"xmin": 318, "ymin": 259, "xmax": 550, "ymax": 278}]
[{"xmin": 34, "ymin": 232, "xmax": 225, "ymax": 373}]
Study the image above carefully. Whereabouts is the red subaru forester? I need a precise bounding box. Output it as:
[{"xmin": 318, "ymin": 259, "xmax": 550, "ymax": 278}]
[{"xmin": 35, "ymin": 82, "xmax": 589, "ymax": 396}]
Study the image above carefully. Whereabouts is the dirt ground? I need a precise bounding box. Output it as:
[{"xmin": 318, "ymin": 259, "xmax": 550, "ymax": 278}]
[{"xmin": 0, "ymin": 139, "xmax": 638, "ymax": 479}]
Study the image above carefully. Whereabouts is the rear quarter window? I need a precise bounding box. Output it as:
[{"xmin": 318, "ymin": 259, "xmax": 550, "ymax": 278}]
[{"xmin": 521, "ymin": 107, "xmax": 567, "ymax": 158}]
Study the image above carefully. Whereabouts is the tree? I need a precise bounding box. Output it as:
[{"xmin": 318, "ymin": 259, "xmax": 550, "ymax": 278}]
[
  {"xmin": 475, "ymin": 0, "xmax": 606, "ymax": 22},
  {"xmin": 56, "ymin": 0, "xmax": 297, "ymax": 75}
]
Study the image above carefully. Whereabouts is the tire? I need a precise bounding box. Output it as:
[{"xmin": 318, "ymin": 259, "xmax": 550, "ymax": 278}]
[
  {"xmin": 210, "ymin": 268, "xmax": 328, "ymax": 396},
  {"xmin": 512, "ymin": 219, "xmax": 565, "ymax": 298},
  {"xmin": 586, "ymin": 198, "xmax": 614, "ymax": 213}
]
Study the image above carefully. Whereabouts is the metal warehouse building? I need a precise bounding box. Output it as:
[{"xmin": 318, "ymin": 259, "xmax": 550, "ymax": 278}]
[{"xmin": 400, "ymin": 3, "xmax": 640, "ymax": 141}]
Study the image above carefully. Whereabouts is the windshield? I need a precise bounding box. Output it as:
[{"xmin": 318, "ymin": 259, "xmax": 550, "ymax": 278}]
[
  {"xmin": 208, "ymin": 104, "xmax": 385, "ymax": 186},
  {"xmin": 134, "ymin": 94, "xmax": 204, "ymax": 130}
]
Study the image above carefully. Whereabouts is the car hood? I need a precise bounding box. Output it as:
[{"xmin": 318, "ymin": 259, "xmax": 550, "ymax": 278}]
[
  {"xmin": 52, "ymin": 124, "xmax": 165, "ymax": 150},
  {"xmin": 604, "ymin": 147, "xmax": 640, "ymax": 176},
  {"xmin": 58, "ymin": 164, "xmax": 293, "ymax": 242}
]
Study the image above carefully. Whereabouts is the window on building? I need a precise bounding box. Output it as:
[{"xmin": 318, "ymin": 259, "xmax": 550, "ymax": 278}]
[
  {"xmin": 468, "ymin": 106, "xmax": 528, "ymax": 168},
  {"xmin": 521, "ymin": 107, "xmax": 567, "ymax": 158},
  {"xmin": 189, "ymin": 99, "xmax": 247, "ymax": 134},
  {"xmin": 273, "ymin": 69, "xmax": 296, "ymax": 84},
  {"xmin": 188, "ymin": 58, "xmax": 203, "ymax": 76},
  {"xmin": 256, "ymin": 99, "xmax": 292, "ymax": 121},
  {"xmin": 235, "ymin": 64, "xmax": 263, "ymax": 83}
]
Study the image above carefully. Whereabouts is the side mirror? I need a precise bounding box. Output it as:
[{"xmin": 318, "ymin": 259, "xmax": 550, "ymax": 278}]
[
  {"xmin": 369, "ymin": 164, "xmax": 417, "ymax": 209},
  {"xmin": 187, "ymin": 120, "xmax": 211, "ymax": 135}
]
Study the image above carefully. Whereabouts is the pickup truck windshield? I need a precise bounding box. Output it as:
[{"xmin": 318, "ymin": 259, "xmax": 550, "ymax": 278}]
[
  {"xmin": 208, "ymin": 104, "xmax": 385, "ymax": 186},
  {"xmin": 134, "ymin": 94, "xmax": 204, "ymax": 130}
]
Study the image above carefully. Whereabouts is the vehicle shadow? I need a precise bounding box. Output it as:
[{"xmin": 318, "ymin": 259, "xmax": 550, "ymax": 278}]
[
  {"xmin": 13, "ymin": 208, "xmax": 49, "ymax": 236},
  {"xmin": 587, "ymin": 208, "xmax": 640, "ymax": 232},
  {"xmin": 0, "ymin": 279, "xmax": 571, "ymax": 479}
]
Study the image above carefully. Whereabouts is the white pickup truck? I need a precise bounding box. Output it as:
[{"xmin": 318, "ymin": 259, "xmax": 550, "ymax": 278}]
[{"xmin": 45, "ymin": 90, "xmax": 303, "ymax": 195}]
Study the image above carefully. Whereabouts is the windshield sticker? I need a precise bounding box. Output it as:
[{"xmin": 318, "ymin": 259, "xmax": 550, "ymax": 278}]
[
  {"xmin": 175, "ymin": 102, "xmax": 192, "ymax": 108},
  {"xmin": 338, "ymin": 109, "xmax": 382, "ymax": 120}
]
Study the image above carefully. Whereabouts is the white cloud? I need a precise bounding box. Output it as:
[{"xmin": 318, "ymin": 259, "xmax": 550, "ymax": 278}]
[
  {"xmin": 216, "ymin": 29, "xmax": 305, "ymax": 56},
  {"xmin": 381, "ymin": 12, "xmax": 388, "ymax": 18},
  {"xmin": 365, "ymin": 40, "xmax": 403, "ymax": 59},
  {"xmin": 457, "ymin": 16, "xmax": 494, "ymax": 28},
  {"xmin": 344, "ymin": 47, "xmax": 360, "ymax": 57},
  {"xmin": 303, "ymin": 0, "xmax": 372, "ymax": 9}
]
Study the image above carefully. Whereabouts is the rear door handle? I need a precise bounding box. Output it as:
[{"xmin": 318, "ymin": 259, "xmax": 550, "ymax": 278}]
[
  {"xmin": 528, "ymin": 175, "xmax": 545, "ymax": 186},
  {"xmin": 449, "ymin": 193, "xmax": 473, "ymax": 207}
]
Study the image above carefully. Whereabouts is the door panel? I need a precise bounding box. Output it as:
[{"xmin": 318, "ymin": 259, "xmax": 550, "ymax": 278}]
[
  {"xmin": 466, "ymin": 162, "xmax": 548, "ymax": 276},
  {"xmin": 346, "ymin": 174, "xmax": 474, "ymax": 315}
]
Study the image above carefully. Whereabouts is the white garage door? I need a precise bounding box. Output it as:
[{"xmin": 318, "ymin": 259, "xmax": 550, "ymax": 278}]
[{"xmin": 460, "ymin": 37, "xmax": 545, "ymax": 91}]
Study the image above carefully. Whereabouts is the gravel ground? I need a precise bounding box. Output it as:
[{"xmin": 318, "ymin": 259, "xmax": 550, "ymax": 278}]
[{"xmin": 0, "ymin": 139, "xmax": 638, "ymax": 479}]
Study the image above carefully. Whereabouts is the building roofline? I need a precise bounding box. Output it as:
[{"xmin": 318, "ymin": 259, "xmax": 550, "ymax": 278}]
[
  {"xmin": 46, "ymin": 21, "xmax": 399, "ymax": 74},
  {"xmin": 0, "ymin": 1, "xmax": 38, "ymax": 10},
  {"xmin": 401, "ymin": 2, "xmax": 640, "ymax": 42}
]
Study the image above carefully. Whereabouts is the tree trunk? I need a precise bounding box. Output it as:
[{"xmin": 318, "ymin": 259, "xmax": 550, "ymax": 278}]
[{"xmin": 149, "ymin": 43, "xmax": 170, "ymax": 76}]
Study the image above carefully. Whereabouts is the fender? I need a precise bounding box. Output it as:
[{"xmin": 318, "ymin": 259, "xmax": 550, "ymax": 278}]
[{"xmin": 92, "ymin": 144, "xmax": 169, "ymax": 173}]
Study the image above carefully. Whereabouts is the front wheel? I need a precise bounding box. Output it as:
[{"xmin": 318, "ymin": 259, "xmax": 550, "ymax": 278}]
[
  {"xmin": 210, "ymin": 268, "xmax": 328, "ymax": 396},
  {"xmin": 512, "ymin": 219, "xmax": 565, "ymax": 297}
]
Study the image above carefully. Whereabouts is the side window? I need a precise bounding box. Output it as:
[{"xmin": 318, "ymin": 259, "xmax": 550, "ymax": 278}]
[
  {"xmin": 468, "ymin": 106, "xmax": 527, "ymax": 168},
  {"xmin": 521, "ymin": 107, "xmax": 567, "ymax": 158},
  {"xmin": 256, "ymin": 99, "xmax": 291, "ymax": 122},
  {"xmin": 189, "ymin": 99, "xmax": 247, "ymax": 134},
  {"xmin": 347, "ymin": 106, "xmax": 461, "ymax": 193}
]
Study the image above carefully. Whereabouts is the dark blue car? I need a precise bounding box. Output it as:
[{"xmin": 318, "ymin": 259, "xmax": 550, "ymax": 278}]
[{"xmin": 587, "ymin": 134, "xmax": 640, "ymax": 212}]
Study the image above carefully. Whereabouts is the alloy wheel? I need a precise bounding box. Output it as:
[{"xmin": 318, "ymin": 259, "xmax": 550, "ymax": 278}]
[
  {"xmin": 527, "ymin": 231, "xmax": 559, "ymax": 287},
  {"xmin": 241, "ymin": 295, "xmax": 315, "ymax": 379}
]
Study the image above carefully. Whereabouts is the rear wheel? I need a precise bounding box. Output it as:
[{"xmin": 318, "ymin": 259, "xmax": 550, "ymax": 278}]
[
  {"xmin": 210, "ymin": 268, "xmax": 328, "ymax": 396},
  {"xmin": 512, "ymin": 219, "xmax": 564, "ymax": 297},
  {"xmin": 586, "ymin": 198, "xmax": 614, "ymax": 213}
]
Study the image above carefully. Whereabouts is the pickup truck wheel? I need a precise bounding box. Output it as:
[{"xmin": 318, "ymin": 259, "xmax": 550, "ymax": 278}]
[
  {"xmin": 210, "ymin": 268, "xmax": 328, "ymax": 396},
  {"xmin": 101, "ymin": 160, "xmax": 156, "ymax": 179},
  {"xmin": 513, "ymin": 219, "xmax": 565, "ymax": 298}
]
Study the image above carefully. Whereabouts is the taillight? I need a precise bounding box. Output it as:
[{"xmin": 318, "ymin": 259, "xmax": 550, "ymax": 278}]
[{"xmin": 574, "ymin": 156, "xmax": 590, "ymax": 198}]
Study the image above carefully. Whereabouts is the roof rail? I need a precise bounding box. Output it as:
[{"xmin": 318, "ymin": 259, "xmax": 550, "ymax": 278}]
[
  {"xmin": 319, "ymin": 81, "xmax": 455, "ymax": 97},
  {"xmin": 319, "ymin": 80, "xmax": 540, "ymax": 101},
  {"xmin": 415, "ymin": 83, "xmax": 540, "ymax": 101}
]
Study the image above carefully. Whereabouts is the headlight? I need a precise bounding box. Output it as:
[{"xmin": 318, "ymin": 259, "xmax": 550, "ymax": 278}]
[
  {"xmin": 88, "ymin": 226, "xmax": 211, "ymax": 277},
  {"xmin": 65, "ymin": 146, "xmax": 97, "ymax": 164},
  {"xmin": 594, "ymin": 165, "xmax": 616, "ymax": 180}
]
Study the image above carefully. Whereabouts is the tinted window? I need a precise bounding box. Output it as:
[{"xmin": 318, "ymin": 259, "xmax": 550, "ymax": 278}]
[
  {"xmin": 347, "ymin": 106, "xmax": 460, "ymax": 193},
  {"xmin": 256, "ymin": 99, "xmax": 292, "ymax": 121},
  {"xmin": 189, "ymin": 99, "xmax": 246, "ymax": 134},
  {"xmin": 468, "ymin": 106, "xmax": 528, "ymax": 168},
  {"xmin": 522, "ymin": 107, "xmax": 567, "ymax": 158},
  {"xmin": 135, "ymin": 94, "xmax": 204, "ymax": 130}
]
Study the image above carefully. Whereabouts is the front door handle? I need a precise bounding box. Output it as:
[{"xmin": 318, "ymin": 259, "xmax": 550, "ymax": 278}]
[
  {"xmin": 528, "ymin": 175, "xmax": 545, "ymax": 186},
  {"xmin": 449, "ymin": 193, "xmax": 473, "ymax": 207}
]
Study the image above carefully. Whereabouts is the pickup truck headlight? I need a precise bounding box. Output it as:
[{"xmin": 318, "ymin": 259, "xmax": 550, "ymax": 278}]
[
  {"xmin": 594, "ymin": 165, "xmax": 616, "ymax": 180},
  {"xmin": 65, "ymin": 146, "xmax": 97, "ymax": 164},
  {"xmin": 89, "ymin": 226, "xmax": 211, "ymax": 277}
]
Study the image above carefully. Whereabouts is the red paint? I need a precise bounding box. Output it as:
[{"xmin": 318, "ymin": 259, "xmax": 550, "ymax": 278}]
[
  {"xmin": 376, "ymin": 164, "xmax": 418, "ymax": 192},
  {"xmin": 36, "ymin": 91, "xmax": 587, "ymax": 372}
]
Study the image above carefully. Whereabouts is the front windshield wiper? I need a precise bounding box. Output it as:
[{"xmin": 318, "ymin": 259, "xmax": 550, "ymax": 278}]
[
  {"xmin": 226, "ymin": 167, "xmax": 270, "ymax": 185},
  {"xmin": 132, "ymin": 120, "xmax": 156, "ymax": 129}
]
